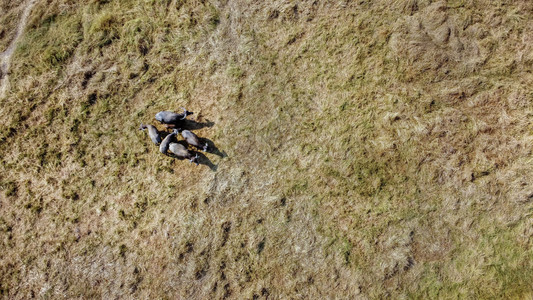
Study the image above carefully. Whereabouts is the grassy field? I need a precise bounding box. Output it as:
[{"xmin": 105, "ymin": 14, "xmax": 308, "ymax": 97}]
[{"xmin": 1, "ymin": 0, "xmax": 533, "ymax": 298}]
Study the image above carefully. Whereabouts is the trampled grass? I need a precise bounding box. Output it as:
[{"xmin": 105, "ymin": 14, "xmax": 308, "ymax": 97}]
[{"xmin": 1, "ymin": 0, "xmax": 533, "ymax": 298}]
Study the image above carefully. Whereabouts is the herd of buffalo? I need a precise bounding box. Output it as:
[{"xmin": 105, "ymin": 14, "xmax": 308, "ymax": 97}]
[{"xmin": 140, "ymin": 108, "xmax": 208, "ymax": 165}]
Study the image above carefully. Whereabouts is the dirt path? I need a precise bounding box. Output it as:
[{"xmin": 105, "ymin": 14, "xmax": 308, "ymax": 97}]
[{"xmin": 0, "ymin": 0, "xmax": 38, "ymax": 98}]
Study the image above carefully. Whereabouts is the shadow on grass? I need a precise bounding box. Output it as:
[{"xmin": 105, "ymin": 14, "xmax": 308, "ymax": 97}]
[
  {"xmin": 202, "ymin": 137, "xmax": 227, "ymax": 158},
  {"xmin": 164, "ymin": 119, "xmax": 215, "ymax": 131},
  {"xmin": 168, "ymin": 152, "xmax": 218, "ymax": 171},
  {"xmin": 196, "ymin": 152, "xmax": 217, "ymax": 171}
]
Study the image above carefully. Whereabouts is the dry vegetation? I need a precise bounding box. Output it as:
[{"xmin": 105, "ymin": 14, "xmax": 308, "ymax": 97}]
[{"xmin": 1, "ymin": 0, "xmax": 533, "ymax": 298}]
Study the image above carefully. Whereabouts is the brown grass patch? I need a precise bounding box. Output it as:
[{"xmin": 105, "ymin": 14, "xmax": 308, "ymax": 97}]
[{"xmin": 1, "ymin": 0, "xmax": 533, "ymax": 298}]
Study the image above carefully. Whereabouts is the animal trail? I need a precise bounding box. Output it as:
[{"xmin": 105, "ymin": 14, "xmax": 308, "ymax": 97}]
[{"xmin": 0, "ymin": 0, "xmax": 38, "ymax": 98}]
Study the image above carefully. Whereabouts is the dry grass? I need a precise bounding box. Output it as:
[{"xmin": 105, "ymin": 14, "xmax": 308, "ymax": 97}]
[{"xmin": 1, "ymin": 0, "xmax": 533, "ymax": 298}]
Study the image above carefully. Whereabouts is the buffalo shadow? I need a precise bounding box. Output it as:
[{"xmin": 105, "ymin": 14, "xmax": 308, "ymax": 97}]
[
  {"xmin": 165, "ymin": 119, "xmax": 215, "ymax": 131},
  {"xmin": 202, "ymin": 137, "xmax": 227, "ymax": 158},
  {"xmin": 195, "ymin": 151, "xmax": 217, "ymax": 171}
]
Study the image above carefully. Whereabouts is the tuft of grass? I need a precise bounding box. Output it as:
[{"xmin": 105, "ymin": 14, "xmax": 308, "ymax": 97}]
[
  {"xmin": 1, "ymin": 180, "xmax": 18, "ymax": 197},
  {"xmin": 87, "ymin": 10, "xmax": 119, "ymax": 48}
]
